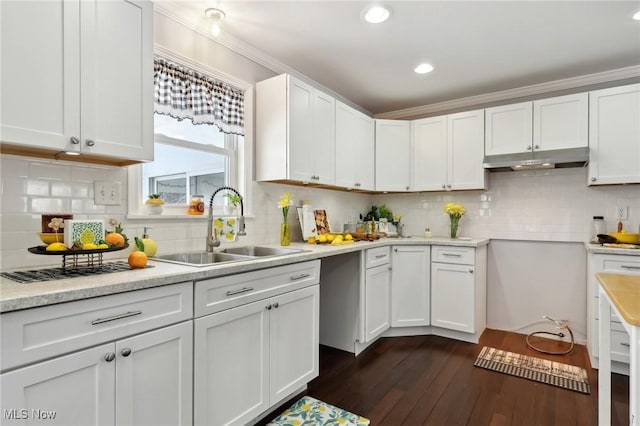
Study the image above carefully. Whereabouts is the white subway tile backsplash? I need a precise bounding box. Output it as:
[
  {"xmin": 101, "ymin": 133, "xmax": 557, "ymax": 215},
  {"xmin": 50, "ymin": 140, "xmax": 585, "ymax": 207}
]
[
  {"xmin": 71, "ymin": 166, "xmax": 107, "ymax": 182},
  {"xmin": 2, "ymin": 177, "xmax": 27, "ymax": 195},
  {"xmin": 31, "ymin": 198, "xmax": 69, "ymax": 213},
  {"xmin": 2, "ymin": 195, "xmax": 29, "ymax": 214},
  {"xmin": 26, "ymin": 180, "xmax": 49, "ymax": 196},
  {"xmin": 51, "ymin": 182, "xmax": 72, "ymax": 197},
  {"xmin": 30, "ymin": 162, "xmax": 71, "ymax": 181}
]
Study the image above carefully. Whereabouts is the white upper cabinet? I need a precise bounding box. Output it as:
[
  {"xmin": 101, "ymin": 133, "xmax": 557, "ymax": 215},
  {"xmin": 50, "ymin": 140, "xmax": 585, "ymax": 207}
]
[
  {"xmin": 588, "ymin": 84, "xmax": 640, "ymax": 185},
  {"xmin": 256, "ymin": 74, "xmax": 336, "ymax": 185},
  {"xmin": 485, "ymin": 93, "xmax": 588, "ymax": 156},
  {"xmin": 335, "ymin": 101, "xmax": 375, "ymax": 190},
  {"xmin": 533, "ymin": 93, "xmax": 588, "ymax": 151},
  {"xmin": 412, "ymin": 111, "xmax": 486, "ymax": 191},
  {"xmin": 0, "ymin": 0, "xmax": 153, "ymax": 163},
  {"xmin": 375, "ymin": 119, "xmax": 411, "ymax": 191},
  {"xmin": 485, "ymin": 102, "xmax": 533, "ymax": 156}
]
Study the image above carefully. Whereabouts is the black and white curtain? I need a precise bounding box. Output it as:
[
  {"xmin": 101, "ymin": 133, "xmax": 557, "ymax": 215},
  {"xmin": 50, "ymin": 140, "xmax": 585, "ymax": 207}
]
[{"xmin": 153, "ymin": 57, "xmax": 244, "ymax": 136}]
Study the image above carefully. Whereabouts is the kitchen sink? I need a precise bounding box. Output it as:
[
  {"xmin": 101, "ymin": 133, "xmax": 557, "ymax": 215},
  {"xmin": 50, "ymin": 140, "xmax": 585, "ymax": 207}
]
[
  {"xmin": 152, "ymin": 251, "xmax": 255, "ymax": 267},
  {"xmin": 219, "ymin": 246, "xmax": 305, "ymax": 257}
]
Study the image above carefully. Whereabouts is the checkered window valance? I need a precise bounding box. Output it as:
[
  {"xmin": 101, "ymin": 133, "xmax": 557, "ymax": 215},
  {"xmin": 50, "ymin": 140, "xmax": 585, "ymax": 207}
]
[{"xmin": 154, "ymin": 57, "xmax": 244, "ymax": 136}]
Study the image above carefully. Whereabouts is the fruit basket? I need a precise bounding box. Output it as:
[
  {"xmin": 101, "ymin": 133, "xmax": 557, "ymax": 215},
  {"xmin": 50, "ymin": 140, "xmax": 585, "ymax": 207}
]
[{"xmin": 28, "ymin": 244, "xmax": 129, "ymax": 272}]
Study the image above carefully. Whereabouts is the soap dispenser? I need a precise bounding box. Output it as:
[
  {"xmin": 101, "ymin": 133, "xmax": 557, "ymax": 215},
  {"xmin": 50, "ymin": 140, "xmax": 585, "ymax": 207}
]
[{"xmin": 141, "ymin": 227, "xmax": 157, "ymax": 257}]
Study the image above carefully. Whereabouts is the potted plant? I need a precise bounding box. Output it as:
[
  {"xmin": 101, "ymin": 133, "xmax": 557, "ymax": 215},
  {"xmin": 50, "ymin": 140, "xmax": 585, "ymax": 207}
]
[
  {"xmin": 145, "ymin": 194, "xmax": 164, "ymax": 215},
  {"xmin": 223, "ymin": 193, "xmax": 241, "ymax": 215}
]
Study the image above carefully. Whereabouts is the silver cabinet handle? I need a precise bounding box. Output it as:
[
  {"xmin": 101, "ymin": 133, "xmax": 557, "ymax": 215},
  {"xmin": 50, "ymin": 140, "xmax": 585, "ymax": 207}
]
[
  {"xmin": 534, "ymin": 145, "xmax": 539, "ymax": 149},
  {"xmin": 266, "ymin": 304, "xmax": 272, "ymax": 310},
  {"xmin": 273, "ymin": 302, "xmax": 279, "ymax": 309},
  {"xmin": 469, "ymin": 269, "xmax": 474, "ymax": 274},
  {"xmin": 526, "ymin": 145, "xmax": 532, "ymax": 150},
  {"xmin": 621, "ymin": 265, "xmax": 640, "ymax": 270},
  {"xmin": 406, "ymin": 186, "xmax": 410, "ymax": 190},
  {"xmin": 85, "ymin": 139, "xmax": 95, "ymax": 147},
  {"xmin": 92, "ymin": 310, "xmax": 142, "ymax": 325},
  {"xmin": 121, "ymin": 348, "xmax": 132, "ymax": 357},
  {"xmin": 442, "ymin": 184, "xmax": 446, "ymax": 189},
  {"xmin": 620, "ymin": 342, "xmax": 630, "ymax": 347},
  {"xmin": 226, "ymin": 287, "xmax": 254, "ymax": 296},
  {"xmin": 104, "ymin": 353, "xmax": 116, "ymax": 362},
  {"xmin": 394, "ymin": 248, "xmax": 398, "ymax": 252},
  {"xmin": 70, "ymin": 136, "xmax": 80, "ymax": 145},
  {"xmin": 447, "ymin": 184, "xmax": 452, "ymax": 189},
  {"xmin": 375, "ymin": 254, "xmax": 387, "ymax": 259},
  {"xmin": 442, "ymin": 253, "xmax": 462, "ymax": 257},
  {"xmin": 591, "ymin": 177, "xmax": 597, "ymax": 182},
  {"xmin": 290, "ymin": 273, "xmax": 310, "ymax": 281}
]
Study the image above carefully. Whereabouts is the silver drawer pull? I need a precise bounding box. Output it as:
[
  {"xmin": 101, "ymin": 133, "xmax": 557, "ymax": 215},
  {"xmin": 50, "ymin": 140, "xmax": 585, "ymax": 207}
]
[
  {"xmin": 442, "ymin": 253, "xmax": 462, "ymax": 257},
  {"xmin": 226, "ymin": 287, "xmax": 254, "ymax": 296},
  {"xmin": 621, "ymin": 265, "xmax": 640, "ymax": 270},
  {"xmin": 92, "ymin": 310, "xmax": 142, "ymax": 325},
  {"xmin": 290, "ymin": 273, "xmax": 310, "ymax": 281},
  {"xmin": 375, "ymin": 254, "xmax": 387, "ymax": 259},
  {"xmin": 620, "ymin": 342, "xmax": 630, "ymax": 347}
]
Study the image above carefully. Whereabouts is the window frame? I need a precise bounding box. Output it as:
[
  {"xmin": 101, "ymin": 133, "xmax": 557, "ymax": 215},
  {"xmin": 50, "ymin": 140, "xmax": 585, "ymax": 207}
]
[{"xmin": 127, "ymin": 46, "xmax": 253, "ymax": 218}]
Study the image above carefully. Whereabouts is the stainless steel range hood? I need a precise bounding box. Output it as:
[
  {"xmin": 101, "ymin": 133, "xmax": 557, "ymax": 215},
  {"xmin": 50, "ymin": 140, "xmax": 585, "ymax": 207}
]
[{"xmin": 482, "ymin": 147, "xmax": 589, "ymax": 172}]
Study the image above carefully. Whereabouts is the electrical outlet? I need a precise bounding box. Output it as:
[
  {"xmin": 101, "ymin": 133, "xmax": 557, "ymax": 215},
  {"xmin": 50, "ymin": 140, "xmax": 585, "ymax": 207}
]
[
  {"xmin": 94, "ymin": 181, "xmax": 121, "ymax": 205},
  {"xmin": 616, "ymin": 206, "xmax": 628, "ymax": 220}
]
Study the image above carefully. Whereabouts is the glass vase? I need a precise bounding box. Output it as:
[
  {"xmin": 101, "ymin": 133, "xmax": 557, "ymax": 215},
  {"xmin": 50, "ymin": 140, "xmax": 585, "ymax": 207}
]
[
  {"xmin": 280, "ymin": 221, "xmax": 291, "ymax": 246},
  {"xmin": 449, "ymin": 216, "xmax": 460, "ymax": 239}
]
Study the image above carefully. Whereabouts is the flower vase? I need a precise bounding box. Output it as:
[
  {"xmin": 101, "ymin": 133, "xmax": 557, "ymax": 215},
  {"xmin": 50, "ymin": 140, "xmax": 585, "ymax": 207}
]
[
  {"xmin": 280, "ymin": 221, "xmax": 291, "ymax": 246},
  {"xmin": 449, "ymin": 216, "xmax": 460, "ymax": 239}
]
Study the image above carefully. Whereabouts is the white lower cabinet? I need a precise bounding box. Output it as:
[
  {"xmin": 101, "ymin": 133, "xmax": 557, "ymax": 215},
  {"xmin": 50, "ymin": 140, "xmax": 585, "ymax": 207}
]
[
  {"xmin": 362, "ymin": 247, "xmax": 391, "ymax": 342},
  {"xmin": 391, "ymin": 246, "xmax": 430, "ymax": 327},
  {"xmin": 431, "ymin": 245, "xmax": 487, "ymax": 335},
  {"xmin": 1, "ymin": 321, "xmax": 193, "ymax": 426},
  {"xmin": 193, "ymin": 261, "xmax": 320, "ymax": 426}
]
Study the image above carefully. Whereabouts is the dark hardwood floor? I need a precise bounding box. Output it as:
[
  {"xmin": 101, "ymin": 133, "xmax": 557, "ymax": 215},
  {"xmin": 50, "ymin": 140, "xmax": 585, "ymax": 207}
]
[{"xmin": 261, "ymin": 329, "xmax": 629, "ymax": 426}]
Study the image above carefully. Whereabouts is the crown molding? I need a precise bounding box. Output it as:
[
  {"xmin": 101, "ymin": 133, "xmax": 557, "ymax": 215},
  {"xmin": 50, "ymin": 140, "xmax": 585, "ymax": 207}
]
[{"xmin": 375, "ymin": 65, "xmax": 640, "ymax": 119}]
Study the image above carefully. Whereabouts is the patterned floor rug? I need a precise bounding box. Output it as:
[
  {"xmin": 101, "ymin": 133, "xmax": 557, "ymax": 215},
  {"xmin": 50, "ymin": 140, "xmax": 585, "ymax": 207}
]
[
  {"xmin": 474, "ymin": 346, "xmax": 591, "ymax": 394},
  {"xmin": 268, "ymin": 396, "xmax": 370, "ymax": 426}
]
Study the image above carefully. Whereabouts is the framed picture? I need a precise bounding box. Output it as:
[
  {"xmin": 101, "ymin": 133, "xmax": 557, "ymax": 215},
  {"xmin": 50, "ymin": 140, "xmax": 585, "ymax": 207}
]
[{"xmin": 314, "ymin": 209, "xmax": 331, "ymax": 235}]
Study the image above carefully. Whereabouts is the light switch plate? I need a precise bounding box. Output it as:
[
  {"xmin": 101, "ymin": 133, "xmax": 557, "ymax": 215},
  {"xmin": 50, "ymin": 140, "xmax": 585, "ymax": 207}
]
[{"xmin": 94, "ymin": 181, "xmax": 121, "ymax": 205}]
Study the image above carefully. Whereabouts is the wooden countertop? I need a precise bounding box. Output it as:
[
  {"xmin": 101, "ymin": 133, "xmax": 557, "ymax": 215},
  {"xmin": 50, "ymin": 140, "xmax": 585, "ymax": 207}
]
[{"xmin": 597, "ymin": 272, "xmax": 640, "ymax": 326}]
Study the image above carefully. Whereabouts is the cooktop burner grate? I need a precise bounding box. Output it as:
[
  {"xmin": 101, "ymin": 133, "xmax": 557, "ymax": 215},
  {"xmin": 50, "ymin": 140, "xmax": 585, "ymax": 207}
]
[{"xmin": 1, "ymin": 261, "xmax": 153, "ymax": 284}]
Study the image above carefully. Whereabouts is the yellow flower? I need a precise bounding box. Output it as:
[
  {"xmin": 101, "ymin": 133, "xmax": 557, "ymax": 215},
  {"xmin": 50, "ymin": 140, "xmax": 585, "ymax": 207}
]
[
  {"xmin": 302, "ymin": 403, "xmax": 311, "ymax": 411},
  {"xmin": 278, "ymin": 192, "xmax": 292, "ymax": 209},
  {"xmin": 444, "ymin": 202, "xmax": 466, "ymax": 217}
]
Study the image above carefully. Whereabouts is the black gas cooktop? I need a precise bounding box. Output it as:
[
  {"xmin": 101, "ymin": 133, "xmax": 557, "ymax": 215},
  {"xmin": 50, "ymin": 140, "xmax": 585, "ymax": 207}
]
[{"xmin": 1, "ymin": 261, "xmax": 152, "ymax": 284}]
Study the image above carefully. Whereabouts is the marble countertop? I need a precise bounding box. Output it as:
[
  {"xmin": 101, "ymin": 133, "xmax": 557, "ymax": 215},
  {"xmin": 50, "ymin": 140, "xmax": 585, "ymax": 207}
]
[
  {"xmin": 597, "ymin": 273, "xmax": 640, "ymax": 326},
  {"xmin": 584, "ymin": 243, "xmax": 640, "ymax": 256},
  {"xmin": 0, "ymin": 236, "xmax": 489, "ymax": 313}
]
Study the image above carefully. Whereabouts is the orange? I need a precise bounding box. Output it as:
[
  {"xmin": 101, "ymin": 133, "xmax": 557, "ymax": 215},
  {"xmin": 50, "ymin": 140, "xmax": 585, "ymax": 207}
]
[
  {"xmin": 105, "ymin": 232, "xmax": 125, "ymax": 247},
  {"xmin": 128, "ymin": 251, "xmax": 148, "ymax": 269}
]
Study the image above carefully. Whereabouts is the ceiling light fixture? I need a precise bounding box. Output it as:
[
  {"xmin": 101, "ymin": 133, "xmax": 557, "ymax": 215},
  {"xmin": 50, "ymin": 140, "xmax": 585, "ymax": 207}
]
[
  {"xmin": 633, "ymin": 10, "xmax": 640, "ymax": 20},
  {"xmin": 414, "ymin": 63, "xmax": 434, "ymax": 74},
  {"xmin": 205, "ymin": 8, "xmax": 226, "ymax": 37},
  {"xmin": 363, "ymin": 5, "xmax": 390, "ymax": 24}
]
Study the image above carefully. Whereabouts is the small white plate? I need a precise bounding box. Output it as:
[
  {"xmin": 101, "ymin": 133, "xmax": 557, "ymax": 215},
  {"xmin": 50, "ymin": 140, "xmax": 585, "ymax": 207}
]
[{"xmin": 458, "ymin": 237, "xmax": 472, "ymax": 241}]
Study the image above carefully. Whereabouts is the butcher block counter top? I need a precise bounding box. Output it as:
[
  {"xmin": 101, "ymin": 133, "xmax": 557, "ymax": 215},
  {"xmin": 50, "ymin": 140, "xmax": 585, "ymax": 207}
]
[{"xmin": 597, "ymin": 272, "xmax": 640, "ymax": 326}]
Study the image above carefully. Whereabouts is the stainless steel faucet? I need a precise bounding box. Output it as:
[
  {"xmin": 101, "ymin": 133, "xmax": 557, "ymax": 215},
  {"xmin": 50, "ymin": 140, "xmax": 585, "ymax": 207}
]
[{"xmin": 206, "ymin": 186, "xmax": 246, "ymax": 252}]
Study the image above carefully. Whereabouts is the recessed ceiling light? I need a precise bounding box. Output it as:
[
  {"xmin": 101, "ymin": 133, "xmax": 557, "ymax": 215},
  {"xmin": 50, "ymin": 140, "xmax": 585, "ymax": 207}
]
[
  {"xmin": 414, "ymin": 63, "xmax": 434, "ymax": 74},
  {"xmin": 205, "ymin": 8, "xmax": 226, "ymax": 37},
  {"xmin": 363, "ymin": 5, "xmax": 390, "ymax": 24},
  {"xmin": 633, "ymin": 10, "xmax": 640, "ymax": 20}
]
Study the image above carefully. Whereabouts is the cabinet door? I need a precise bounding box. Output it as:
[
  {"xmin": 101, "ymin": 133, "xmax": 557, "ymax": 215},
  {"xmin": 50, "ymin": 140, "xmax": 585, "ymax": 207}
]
[
  {"xmin": 391, "ymin": 246, "xmax": 430, "ymax": 327},
  {"xmin": 313, "ymin": 91, "xmax": 336, "ymax": 185},
  {"xmin": 1, "ymin": 343, "xmax": 115, "ymax": 426},
  {"xmin": 589, "ymin": 84, "xmax": 640, "ymax": 185},
  {"xmin": 375, "ymin": 120, "xmax": 411, "ymax": 191},
  {"xmin": 355, "ymin": 112, "xmax": 375, "ymax": 190},
  {"xmin": 335, "ymin": 101, "xmax": 359, "ymax": 188},
  {"xmin": 431, "ymin": 262, "xmax": 476, "ymax": 333},
  {"xmin": 288, "ymin": 77, "xmax": 315, "ymax": 182},
  {"xmin": 0, "ymin": 0, "xmax": 81, "ymax": 152},
  {"xmin": 194, "ymin": 300, "xmax": 269, "ymax": 426},
  {"xmin": 80, "ymin": 0, "xmax": 153, "ymax": 161},
  {"xmin": 116, "ymin": 321, "xmax": 193, "ymax": 426},
  {"xmin": 485, "ymin": 102, "xmax": 533, "ymax": 156},
  {"xmin": 364, "ymin": 264, "xmax": 391, "ymax": 342},
  {"xmin": 533, "ymin": 93, "xmax": 588, "ymax": 151},
  {"xmin": 412, "ymin": 116, "xmax": 447, "ymax": 191},
  {"xmin": 270, "ymin": 285, "xmax": 319, "ymax": 405},
  {"xmin": 448, "ymin": 110, "xmax": 486, "ymax": 190}
]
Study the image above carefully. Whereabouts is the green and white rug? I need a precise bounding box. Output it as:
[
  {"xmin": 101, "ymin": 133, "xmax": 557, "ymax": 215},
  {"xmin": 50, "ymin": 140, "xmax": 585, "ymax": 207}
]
[
  {"xmin": 268, "ymin": 396, "xmax": 370, "ymax": 426},
  {"xmin": 474, "ymin": 346, "xmax": 591, "ymax": 394}
]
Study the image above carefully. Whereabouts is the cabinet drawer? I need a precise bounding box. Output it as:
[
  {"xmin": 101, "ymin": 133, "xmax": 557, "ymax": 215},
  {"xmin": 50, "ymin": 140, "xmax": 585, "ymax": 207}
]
[
  {"xmin": 366, "ymin": 247, "xmax": 390, "ymax": 268},
  {"xmin": 195, "ymin": 260, "xmax": 320, "ymax": 317},
  {"xmin": 432, "ymin": 246, "xmax": 475, "ymax": 265},
  {"xmin": 593, "ymin": 319, "xmax": 631, "ymax": 363},
  {"xmin": 1, "ymin": 282, "xmax": 193, "ymax": 372},
  {"xmin": 593, "ymin": 297, "xmax": 623, "ymax": 324}
]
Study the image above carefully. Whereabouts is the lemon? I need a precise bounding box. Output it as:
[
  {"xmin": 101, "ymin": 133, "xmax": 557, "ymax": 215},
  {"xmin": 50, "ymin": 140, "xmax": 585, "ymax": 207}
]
[
  {"xmin": 326, "ymin": 234, "xmax": 335, "ymax": 243},
  {"xmin": 308, "ymin": 236, "xmax": 316, "ymax": 244},
  {"xmin": 82, "ymin": 243, "xmax": 98, "ymax": 250},
  {"xmin": 46, "ymin": 242, "xmax": 68, "ymax": 251},
  {"xmin": 79, "ymin": 229, "xmax": 95, "ymax": 245},
  {"xmin": 318, "ymin": 235, "xmax": 327, "ymax": 244},
  {"xmin": 345, "ymin": 234, "xmax": 353, "ymax": 241},
  {"xmin": 97, "ymin": 243, "xmax": 109, "ymax": 249}
]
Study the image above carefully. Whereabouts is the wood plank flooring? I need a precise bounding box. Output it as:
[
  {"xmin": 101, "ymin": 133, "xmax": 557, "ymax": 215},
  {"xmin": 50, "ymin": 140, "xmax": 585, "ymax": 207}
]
[{"xmin": 260, "ymin": 328, "xmax": 629, "ymax": 425}]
